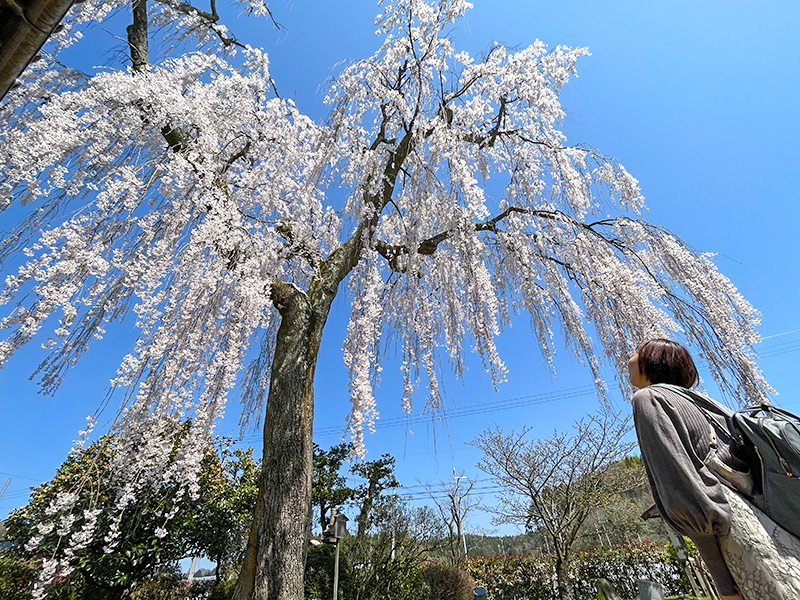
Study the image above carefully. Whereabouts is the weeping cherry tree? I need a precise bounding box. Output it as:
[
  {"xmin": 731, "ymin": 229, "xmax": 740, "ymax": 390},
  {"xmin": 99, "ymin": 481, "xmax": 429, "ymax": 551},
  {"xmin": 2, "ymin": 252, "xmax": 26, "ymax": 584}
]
[{"xmin": 0, "ymin": 0, "xmax": 770, "ymax": 598}]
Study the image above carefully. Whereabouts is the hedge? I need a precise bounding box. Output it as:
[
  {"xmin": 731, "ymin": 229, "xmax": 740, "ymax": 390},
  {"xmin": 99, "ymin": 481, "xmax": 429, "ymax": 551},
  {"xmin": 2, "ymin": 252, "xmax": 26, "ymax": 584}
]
[{"xmin": 465, "ymin": 539, "xmax": 694, "ymax": 600}]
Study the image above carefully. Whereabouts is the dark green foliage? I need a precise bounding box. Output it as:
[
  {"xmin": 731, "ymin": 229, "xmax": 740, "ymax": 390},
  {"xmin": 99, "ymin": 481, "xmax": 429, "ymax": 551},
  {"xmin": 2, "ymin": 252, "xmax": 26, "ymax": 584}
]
[
  {"xmin": 207, "ymin": 578, "xmax": 237, "ymax": 600},
  {"xmin": 0, "ymin": 551, "xmax": 37, "ymax": 600},
  {"xmin": 3, "ymin": 431, "xmax": 258, "ymax": 599},
  {"xmin": 311, "ymin": 449, "xmax": 439, "ymax": 600},
  {"xmin": 570, "ymin": 539, "xmax": 690, "ymax": 599},
  {"xmin": 304, "ymin": 543, "xmax": 354, "ymax": 600},
  {"xmin": 344, "ymin": 501, "xmax": 442, "ymax": 600},
  {"xmin": 346, "ymin": 537, "xmax": 427, "ymax": 600},
  {"xmin": 126, "ymin": 570, "xmax": 208, "ymax": 600},
  {"xmin": 420, "ymin": 562, "xmax": 476, "ymax": 600},
  {"xmin": 183, "ymin": 445, "xmax": 259, "ymax": 580},
  {"xmin": 466, "ymin": 552, "xmax": 555, "ymax": 600},
  {"xmin": 4, "ymin": 435, "xmax": 188, "ymax": 599},
  {"xmin": 312, "ymin": 443, "xmax": 356, "ymax": 532},
  {"xmin": 349, "ymin": 453, "xmax": 400, "ymax": 538}
]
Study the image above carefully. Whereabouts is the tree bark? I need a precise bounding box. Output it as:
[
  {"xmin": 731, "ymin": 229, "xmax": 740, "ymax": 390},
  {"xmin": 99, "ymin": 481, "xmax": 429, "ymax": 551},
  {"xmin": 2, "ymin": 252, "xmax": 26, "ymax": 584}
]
[
  {"xmin": 127, "ymin": 0, "xmax": 148, "ymax": 72},
  {"xmin": 554, "ymin": 552, "xmax": 573, "ymax": 600},
  {"xmin": 235, "ymin": 282, "xmax": 325, "ymax": 600}
]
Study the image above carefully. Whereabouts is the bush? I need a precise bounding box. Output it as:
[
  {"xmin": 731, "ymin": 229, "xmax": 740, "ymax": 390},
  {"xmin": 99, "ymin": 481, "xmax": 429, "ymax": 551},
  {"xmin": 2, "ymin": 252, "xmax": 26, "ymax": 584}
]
[
  {"xmin": 208, "ymin": 578, "xmax": 236, "ymax": 600},
  {"xmin": 0, "ymin": 551, "xmax": 36, "ymax": 600},
  {"xmin": 126, "ymin": 571, "xmax": 214, "ymax": 600},
  {"xmin": 127, "ymin": 573, "xmax": 191, "ymax": 600},
  {"xmin": 421, "ymin": 562, "xmax": 476, "ymax": 600},
  {"xmin": 570, "ymin": 539, "xmax": 686, "ymax": 599},
  {"xmin": 305, "ymin": 543, "xmax": 354, "ymax": 600},
  {"xmin": 466, "ymin": 553, "xmax": 555, "ymax": 600},
  {"xmin": 465, "ymin": 539, "xmax": 693, "ymax": 600}
]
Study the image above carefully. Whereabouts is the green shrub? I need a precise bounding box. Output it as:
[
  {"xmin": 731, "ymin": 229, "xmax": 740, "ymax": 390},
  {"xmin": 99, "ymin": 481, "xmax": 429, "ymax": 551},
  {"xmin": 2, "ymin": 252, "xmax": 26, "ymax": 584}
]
[
  {"xmin": 465, "ymin": 539, "xmax": 692, "ymax": 600},
  {"xmin": 207, "ymin": 578, "xmax": 236, "ymax": 600},
  {"xmin": 127, "ymin": 572, "xmax": 190, "ymax": 600},
  {"xmin": 0, "ymin": 551, "xmax": 36, "ymax": 600},
  {"xmin": 305, "ymin": 543, "xmax": 354, "ymax": 600}
]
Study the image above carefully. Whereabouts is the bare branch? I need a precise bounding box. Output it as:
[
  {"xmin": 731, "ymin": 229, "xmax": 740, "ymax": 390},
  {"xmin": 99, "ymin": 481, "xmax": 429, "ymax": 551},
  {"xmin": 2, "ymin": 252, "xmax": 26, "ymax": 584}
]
[
  {"xmin": 472, "ymin": 406, "xmax": 635, "ymax": 596},
  {"xmin": 155, "ymin": 0, "xmax": 219, "ymax": 23}
]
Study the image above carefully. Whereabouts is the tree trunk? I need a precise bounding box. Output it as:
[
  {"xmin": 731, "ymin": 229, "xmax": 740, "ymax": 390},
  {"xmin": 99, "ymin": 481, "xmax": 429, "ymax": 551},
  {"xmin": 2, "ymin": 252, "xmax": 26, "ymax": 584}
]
[
  {"xmin": 233, "ymin": 115, "xmax": 398, "ymax": 600},
  {"xmin": 235, "ymin": 283, "xmax": 328, "ymax": 600},
  {"xmin": 554, "ymin": 553, "xmax": 573, "ymax": 600}
]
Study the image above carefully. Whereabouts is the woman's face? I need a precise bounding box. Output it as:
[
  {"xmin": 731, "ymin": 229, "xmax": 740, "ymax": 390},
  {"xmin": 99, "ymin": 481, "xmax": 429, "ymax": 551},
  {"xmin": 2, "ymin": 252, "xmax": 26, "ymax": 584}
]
[{"xmin": 627, "ymin": 352, "xmax": 650, "ymax": 389}]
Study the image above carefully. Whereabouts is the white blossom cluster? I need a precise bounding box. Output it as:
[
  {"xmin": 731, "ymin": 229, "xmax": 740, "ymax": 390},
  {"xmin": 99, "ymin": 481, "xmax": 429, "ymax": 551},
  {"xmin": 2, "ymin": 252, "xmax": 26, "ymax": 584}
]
[
  {"xmin": 328, "ymin": 0, "xmax": 768, "ymax": 444},
  {"xmin": 0, "ymin": 0, "xmax": 771, "ymax": 591},
  {"xmin": 20, "ymin": 422, "xmax": 195, "ymax": 599},
  {"xmin": 1, "ymin": 9, "xmax": 331, "ymax": 588}
]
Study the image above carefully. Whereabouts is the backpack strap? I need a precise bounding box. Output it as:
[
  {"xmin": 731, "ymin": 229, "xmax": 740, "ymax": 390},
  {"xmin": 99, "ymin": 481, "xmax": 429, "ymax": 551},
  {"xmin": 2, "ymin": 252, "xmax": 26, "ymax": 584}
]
[
  {"xmin": 649, "ymin": 384, "xmax": 755, "ymax": 495},
  {"xmin": 702, "ymin": 424, "xmax": 755, "ymax": 495}
]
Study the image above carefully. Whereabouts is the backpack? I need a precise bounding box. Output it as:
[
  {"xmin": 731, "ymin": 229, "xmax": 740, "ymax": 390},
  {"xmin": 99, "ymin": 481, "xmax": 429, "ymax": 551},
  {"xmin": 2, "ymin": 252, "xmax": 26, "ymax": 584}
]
[
  {"xmin": 652, "ymin": 384, "xmax": 800, "ymax": 540},
  {"xmin": 732, "ymin": 403, "xmax": 800, "ymax": 539}
]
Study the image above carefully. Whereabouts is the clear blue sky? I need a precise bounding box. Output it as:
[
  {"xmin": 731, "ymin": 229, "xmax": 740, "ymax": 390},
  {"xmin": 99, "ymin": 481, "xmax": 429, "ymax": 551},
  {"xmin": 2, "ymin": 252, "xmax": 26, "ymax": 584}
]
[{"xmin": 2, "ymin": 1, "xmax": 800, "ymax": 537}]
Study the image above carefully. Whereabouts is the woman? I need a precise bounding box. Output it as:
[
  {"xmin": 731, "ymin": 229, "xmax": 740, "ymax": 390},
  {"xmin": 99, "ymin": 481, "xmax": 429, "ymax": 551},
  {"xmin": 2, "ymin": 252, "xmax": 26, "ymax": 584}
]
[{"xmin": 629, "ymin": 338, "xmax": 800, "ymax": 600}]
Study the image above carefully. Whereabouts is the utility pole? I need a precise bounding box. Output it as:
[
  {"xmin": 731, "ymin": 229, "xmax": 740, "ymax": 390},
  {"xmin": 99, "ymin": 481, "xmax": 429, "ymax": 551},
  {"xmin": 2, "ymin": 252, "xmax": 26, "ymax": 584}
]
[
  {"xmin": 0, "ymin": 478, "xmax": 10, "ymax": 500},
  {"xmin": 453, "ymin": 470, "xmax": 469, "ymax": 562},
  {"xmin": 390, "ymin": 489, "xmax": 397, "ymax": 561}
]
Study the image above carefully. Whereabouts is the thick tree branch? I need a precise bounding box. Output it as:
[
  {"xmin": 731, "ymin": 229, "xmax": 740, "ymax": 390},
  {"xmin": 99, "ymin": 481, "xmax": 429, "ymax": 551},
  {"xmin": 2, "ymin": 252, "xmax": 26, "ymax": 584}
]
[
  {"xmin": 126, "ymin": 0, "xmax": 149, "ymax": 72},
  {"xmin": 126, "ymin": 0, "xmax": 190, "ymax": 152},
  {"xmin": 311, "ymin": 127, "xmax": 416, "ymax": 298},
  {"xmin": 275, "ymin": 221, "xmax": 321, "ymax": 269},
  {"xmin": 372, "ymin": 206, "xmax": 558, "ymax": 270},
  {"xmin": 222, "ymin": 140, "xmax": 251, "ymax": 173},
  {"xmin": 269, "ymin": 278, "xmax": 307, "ymax": 313}
]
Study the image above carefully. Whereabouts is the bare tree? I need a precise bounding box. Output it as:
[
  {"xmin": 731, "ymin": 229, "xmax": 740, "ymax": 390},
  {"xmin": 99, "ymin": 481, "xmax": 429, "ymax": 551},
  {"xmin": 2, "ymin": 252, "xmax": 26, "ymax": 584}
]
[
  {"xmin": 472, "ymin": 407, "xmax": 639, "ymax": 600},
  {"xmin": 421, "ymin": 470, "xmax": 481, "ymax": 565},
  {"xmin": 346, "ymin": 503, "xmax": 445, "ymax": 600}
]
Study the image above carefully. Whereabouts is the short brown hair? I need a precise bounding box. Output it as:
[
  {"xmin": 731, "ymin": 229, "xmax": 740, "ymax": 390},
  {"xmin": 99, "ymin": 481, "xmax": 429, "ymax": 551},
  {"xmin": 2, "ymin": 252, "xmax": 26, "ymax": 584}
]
[{"xmin": 636, "ymin": 339, "xmax": 698, "ymax": 388}]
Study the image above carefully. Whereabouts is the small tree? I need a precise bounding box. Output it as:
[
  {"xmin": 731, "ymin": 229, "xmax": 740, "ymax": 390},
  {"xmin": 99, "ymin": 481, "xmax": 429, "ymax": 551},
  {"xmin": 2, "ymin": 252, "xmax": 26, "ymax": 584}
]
[
  {"xmin": 185, "ymin": 445, "xmax": 260, "ymax": 582},
  {"xmin": 312, "ymin": 443, "xmax": 356, "ymax": 532},
  {"xmin": 350, "ymin": 454, "xmax": 400, "ymax": 538},
  {"xmin": 345, "ymin": 503, "xmax": 444, "ymax": 600},
  {"xmin": 304, "ymin": 543, "xmax": 355, "ymax": 600},
  {"xmin": 421, "ymin": 471, "xmax": 480, "ymax": 565},
  {"xmin": 472, "ymin": 406, "xmax": 638, "ymax": 600},
  {"xmin": 4, "ymin": 430, "xmax": 252, "ymax": 599}
]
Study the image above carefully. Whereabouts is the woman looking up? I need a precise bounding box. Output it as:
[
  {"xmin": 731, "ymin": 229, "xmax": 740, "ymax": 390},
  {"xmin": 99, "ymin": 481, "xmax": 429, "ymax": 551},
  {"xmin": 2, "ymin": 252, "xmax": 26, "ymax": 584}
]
[{"xmin": 629, "ymin": 338, "xmax": 800, "ymax": 600}]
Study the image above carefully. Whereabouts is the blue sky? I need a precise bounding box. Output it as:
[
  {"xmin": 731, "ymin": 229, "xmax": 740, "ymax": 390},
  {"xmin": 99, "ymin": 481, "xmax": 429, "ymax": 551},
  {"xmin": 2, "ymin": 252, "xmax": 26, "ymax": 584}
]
[{"xmin": 2, "ymin": 1, "xmax": 800, "ymax": 537}]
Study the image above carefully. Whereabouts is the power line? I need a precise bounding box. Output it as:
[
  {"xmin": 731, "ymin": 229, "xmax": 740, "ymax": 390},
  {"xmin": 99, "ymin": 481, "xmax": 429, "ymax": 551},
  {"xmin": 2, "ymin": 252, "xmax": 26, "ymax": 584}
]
[
  {"xmin": 6, "ymin": 329, "xmax": 800, "ymax": 489},
  {"xmin": 307, "ymin": 384, "xmax": 597, "ymax": 441},
  {"xmin": 761, "ymin": 328, "xmax": 800, "ymax": 340},
  {"xmin": 236, "ymin": 328, "xmax": 800, "ymax": 444},
  {"xmin": 236, "ymin": 384, "xmax": 598, "ymax": 444},
  {"xmin": 400, "ymin": 485, "xmax": 507, "ymax": 502},
  {"xmin": 0, "ymin": 471, "xmax": 46, "ymax": 482},
  {"xmin": 759, "ymin": 342, "xmax": 800, "ymax": 360}
]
